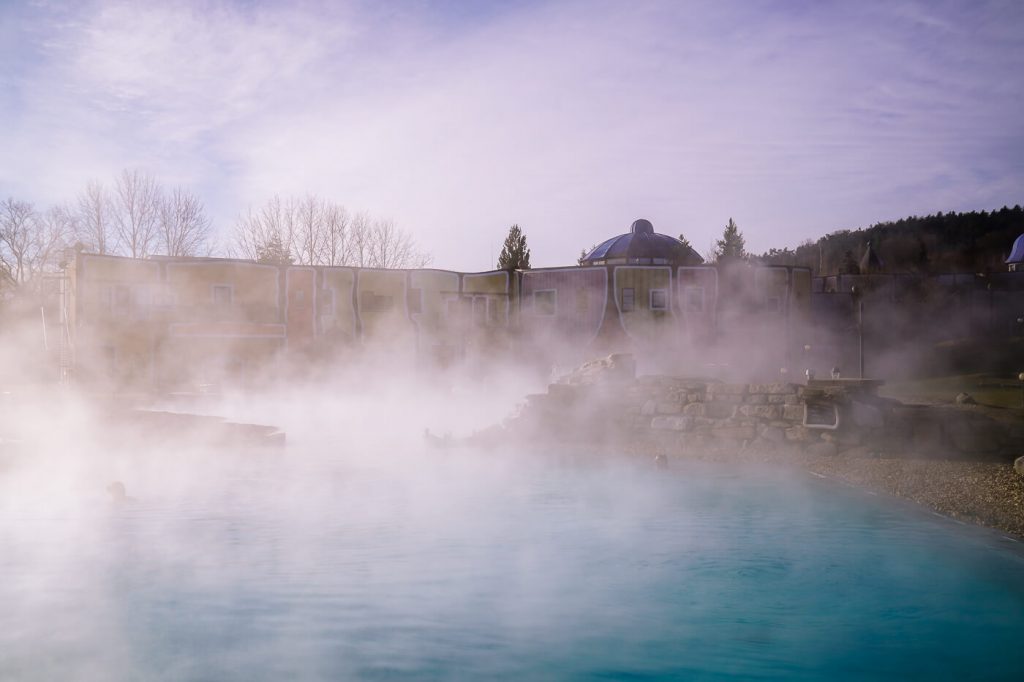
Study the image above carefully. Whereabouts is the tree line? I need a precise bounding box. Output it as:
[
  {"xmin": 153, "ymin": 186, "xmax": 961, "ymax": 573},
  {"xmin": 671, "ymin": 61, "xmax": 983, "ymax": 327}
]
[
  {"xmin": 1, "ymin": 169, "xmax": 430, "ymax": 298},
  {"xmin": 756, "ymin": 206, "xmax": 1024, "ymax": 275}
]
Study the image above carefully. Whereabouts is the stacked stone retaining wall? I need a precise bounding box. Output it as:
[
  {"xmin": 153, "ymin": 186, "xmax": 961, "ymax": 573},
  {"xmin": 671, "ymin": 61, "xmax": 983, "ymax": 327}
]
[{"xmin": 501, "ymin": 360, "xmax": 1020, "ymax": 461}]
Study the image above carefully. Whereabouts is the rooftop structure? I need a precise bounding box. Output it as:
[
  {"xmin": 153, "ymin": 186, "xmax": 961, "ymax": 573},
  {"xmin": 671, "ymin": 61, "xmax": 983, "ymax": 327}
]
[
  {"xmin": 580, "ymin": 219, "xmax": 703, "ymax": 267},
  {"xmin": 859, "ymin": 241, "xmax": 884, "ymax": 274},
  {"xmin": 1007, "ymin": 233, "xmax": 1024, "ymax": 272}
]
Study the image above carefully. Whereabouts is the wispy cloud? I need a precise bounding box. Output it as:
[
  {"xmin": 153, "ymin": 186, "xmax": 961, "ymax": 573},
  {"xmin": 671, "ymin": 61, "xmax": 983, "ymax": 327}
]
[{"xmin": 2, "ymin": 0, "xmax": 1022, "ymax": 267}]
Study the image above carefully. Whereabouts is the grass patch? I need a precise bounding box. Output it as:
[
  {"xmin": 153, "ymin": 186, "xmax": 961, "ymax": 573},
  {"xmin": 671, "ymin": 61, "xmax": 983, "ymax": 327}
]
[{"xmin": 880, "ymin": 373, "xmax": 1024, "ymax": 409}]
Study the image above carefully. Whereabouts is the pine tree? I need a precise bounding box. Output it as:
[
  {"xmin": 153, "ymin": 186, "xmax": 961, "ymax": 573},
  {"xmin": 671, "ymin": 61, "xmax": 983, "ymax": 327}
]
[
  {"xmin": 255, "ymin": 233, "xmax": 294, "ymax": 265},
  {"xmin": 497, "ymin": 224, "xmax": 531, "ymax": 270},
  {"xmin": 578, "ymin": 244, "xmax": 596, "ymax": 266},
  {"xmin": 839, "ymin": 250, "xmax": 860, "ymax": 275},
  {"xmin": 677, "ymin": 234, "xmax": 694, "ymax": 251},
  {"xmin": 713, "ymin": 218, "xmax": 747, "ymax": 263}
]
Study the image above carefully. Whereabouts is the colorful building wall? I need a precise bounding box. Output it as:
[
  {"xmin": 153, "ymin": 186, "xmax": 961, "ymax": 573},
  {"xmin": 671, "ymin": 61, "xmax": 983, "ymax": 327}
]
[{"xmin": 70, "ymin": 253, "xmax": 813, "ymax": 387}]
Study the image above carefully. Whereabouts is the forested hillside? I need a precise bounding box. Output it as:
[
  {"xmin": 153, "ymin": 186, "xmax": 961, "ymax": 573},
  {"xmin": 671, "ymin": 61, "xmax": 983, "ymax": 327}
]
[{"xmin": 759, "ymin": 205, "xmax": 1024, "ymax": 275}]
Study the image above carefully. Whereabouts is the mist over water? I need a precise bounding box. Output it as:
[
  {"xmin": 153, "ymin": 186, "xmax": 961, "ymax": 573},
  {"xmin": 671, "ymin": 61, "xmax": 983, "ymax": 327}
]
[{"xmin": 2, "ymin": 373, "xmax": 1024, "ymax": 681}]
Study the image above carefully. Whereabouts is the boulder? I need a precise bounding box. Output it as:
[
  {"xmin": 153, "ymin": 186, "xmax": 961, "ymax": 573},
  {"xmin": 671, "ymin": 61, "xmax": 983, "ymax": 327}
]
[
  {"xmin": 955, "ymin": 392, "xmax": 977, "ymax": 405},
  {"xmin": 557, "ymin": 353, "xmax": 636, "ymax": 386},
  {"xmin": 1015, "ymin": 456, "xmax": 1024, "ymax": 477}
]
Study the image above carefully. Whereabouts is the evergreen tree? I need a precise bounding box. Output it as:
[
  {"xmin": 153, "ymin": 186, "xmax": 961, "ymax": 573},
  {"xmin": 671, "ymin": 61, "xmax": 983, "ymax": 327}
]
[
  {"xmin": 255, "ymin": 233, "xmax": 294, "ymax": 265},
  {"xmin": 497, "ymin": 224, "xmax": 530, "ymax": 270},
  {"xmin": 677, "ymin": 234, "xmax": 694, "ymax": 251},
  {"xmin": 712, "ymin": 218, "xmax": 747, "ymax": 263},
  {"xmin": 839, "ymin": 249, "xmax": 860, "ymax": 275},
  {"xmin": 578, "ymin": 244, "xmax": 596, "ymax": 266}
]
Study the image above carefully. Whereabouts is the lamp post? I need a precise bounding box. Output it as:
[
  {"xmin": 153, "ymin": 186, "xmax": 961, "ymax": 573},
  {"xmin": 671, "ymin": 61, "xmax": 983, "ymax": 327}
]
[{"xmin": 851, "ymin": 285, "xmax": 864, "ymax": 379}]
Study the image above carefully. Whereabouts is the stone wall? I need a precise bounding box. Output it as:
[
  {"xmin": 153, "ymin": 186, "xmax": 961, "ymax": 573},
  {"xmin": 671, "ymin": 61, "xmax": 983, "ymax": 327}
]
[{"xmin": 498, "ymin": 355, "xmax": 1020, "ymax": 461}]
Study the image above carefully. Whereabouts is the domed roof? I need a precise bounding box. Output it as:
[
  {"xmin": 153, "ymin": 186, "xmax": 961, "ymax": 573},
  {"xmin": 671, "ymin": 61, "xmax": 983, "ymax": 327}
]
[
  {"xmin": 581, "ymin": 219, "xmax": 704, "ymax": 266},
  {"xmin": 1007, "ymin": 233, "xmax": 1024, "ymax": 264}
]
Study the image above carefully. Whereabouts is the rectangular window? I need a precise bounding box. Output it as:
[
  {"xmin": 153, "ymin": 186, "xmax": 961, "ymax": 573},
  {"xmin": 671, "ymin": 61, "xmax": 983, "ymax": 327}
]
[
  {"xmin": 650, "ymin": 288, "xmax": 668, "ymax": 310},
  {"xmin": 445, "ymin": 298, "xmax": 460, "ymax": 318},
  {"xmin": 319, "ymin": 288, "xmax": 336, "ymax": 317},
  {"xmin": 621, "ymin": 287, "xmax": 635, "ymax": 312},
  {"xmin": 360, "ymin": 290, "xmax": 393, "ymax": 313},
  {"xmin": 487, "ymin": 297, "xmax": 500, "ymax": 324},
  {"xmin": 115, "ymin": 284, "xmax": 131, "ymax": 306},
  {"xmin": 472, "ymin": 296, "xmax": 487, "ymax": 326},
  {"xmin": 534, "ymin": 290, "xmax": 556, "ymax": 316},
  {"xmin": 684, "ymin": 286, "xmax": 705, "ymax": 313},
  {"xmin": 407, "ymin": 288, "xmax": 423, "ymax": 314},
  {"xmin": 99, "ymin": 285, "xmax": 113, "ymax": 311},
  {"xmin": 575, "ymin": 288, "xmax": 589, "ymax": 315},
  {"xmin": 212, "ymin": 285, "xmax": 232, "ymax": 306},
  {"xmin": 154, "ymin": 286, "xmax": 177, "ymax": 308},
  {"xmin": 763, "ymin": 296, "xmax": 782, "ymax": 313}
]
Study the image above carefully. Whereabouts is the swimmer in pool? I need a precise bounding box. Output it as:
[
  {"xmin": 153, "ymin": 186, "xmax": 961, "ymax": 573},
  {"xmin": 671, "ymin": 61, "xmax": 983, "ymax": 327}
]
[{"xmin": 107, "ymin": 481, "xmax": 136, "ymax": 503}]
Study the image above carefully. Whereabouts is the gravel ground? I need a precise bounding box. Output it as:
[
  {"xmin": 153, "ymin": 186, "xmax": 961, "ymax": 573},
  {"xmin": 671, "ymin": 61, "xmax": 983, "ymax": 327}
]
[
  {"xmin": 797, "ymin": 455, "xmax": 1024, "ymax": 539},
  {"xmin": 645, "ymin": 442, "xmax": 1024, "ymax": 539}
]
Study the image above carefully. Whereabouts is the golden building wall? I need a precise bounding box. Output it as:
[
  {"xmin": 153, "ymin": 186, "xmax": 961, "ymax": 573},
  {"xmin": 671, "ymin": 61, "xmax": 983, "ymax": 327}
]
[
  {"xmin": 612, "ymin": 266, "xmax": 675, "ymax": 344},
  {"xmin": 356, "ymin": 269, "xmax": 415, "ymax": 351}
]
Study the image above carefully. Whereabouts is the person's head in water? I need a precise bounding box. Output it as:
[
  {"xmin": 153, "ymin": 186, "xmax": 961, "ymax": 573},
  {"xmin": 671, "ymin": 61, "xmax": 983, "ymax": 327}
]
[{"xmin": 107, "ymin": 481, "xmax": 127, "ymax": 502}]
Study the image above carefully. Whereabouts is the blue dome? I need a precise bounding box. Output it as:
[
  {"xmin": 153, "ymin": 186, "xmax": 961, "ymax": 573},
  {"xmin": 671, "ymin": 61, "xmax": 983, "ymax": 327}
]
[
  {"xmin": 1007, "ymin": 233, "xmax": 1024, "ymax": 264},
  {"xmin": 581, "ymin": 219, "xmax": 704, "ymax": 266}
]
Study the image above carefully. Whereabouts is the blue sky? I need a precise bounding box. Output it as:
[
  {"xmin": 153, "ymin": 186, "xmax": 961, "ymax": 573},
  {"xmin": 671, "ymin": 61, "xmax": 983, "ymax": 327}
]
[{"xmin": 2, "ymin": 0, "xmax": 1022, "ymax": 268}]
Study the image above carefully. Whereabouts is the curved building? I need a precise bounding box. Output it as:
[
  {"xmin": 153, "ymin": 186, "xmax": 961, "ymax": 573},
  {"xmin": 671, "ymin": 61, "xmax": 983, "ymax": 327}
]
[
  {"xmin": 580, "ymin": 219, "xmax": 703, "ymax": 267},
  {"xmin": 1007, "ymin": 233, "xmax": 1024, "ymax": 272}
]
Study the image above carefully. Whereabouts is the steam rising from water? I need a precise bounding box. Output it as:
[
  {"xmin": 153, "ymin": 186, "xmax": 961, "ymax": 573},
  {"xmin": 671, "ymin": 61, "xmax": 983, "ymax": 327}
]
[{"xmin": 2, "ymin": 331, "xmax": 1024, "ymax": 679}]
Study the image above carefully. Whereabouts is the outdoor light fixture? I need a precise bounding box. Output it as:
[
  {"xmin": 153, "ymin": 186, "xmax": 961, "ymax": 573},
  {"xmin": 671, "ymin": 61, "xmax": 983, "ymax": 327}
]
[{"xmin": 805, "ymin": 369, "xmax": 815, "ymax": 382}]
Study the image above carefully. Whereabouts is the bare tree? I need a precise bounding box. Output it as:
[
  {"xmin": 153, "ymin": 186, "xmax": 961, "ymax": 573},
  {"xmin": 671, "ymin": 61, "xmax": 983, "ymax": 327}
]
[
  {"xmin": 76, "ymin": 181, "xmax": 115, "ymax": 254},
  {"xmin": 0, "ymin": 198, "xmax": 37, "ymax": 287},
  {"xmin": 294, "ymin": 195, "xmax": 326, "ymax": 266},
  {"xmin": 159, "ymin": 187, "xmax": 211, "ymax": 257},
  {"xmin": 112, "ymin": 169, "xmax": 161, "ymax": 258},
  {"xmin": 0, "ymin": 199, "xmax": 73, "ymax": 290},
  {"xmin": 231, "ymin": 195, "xmax": 298, "ymax": 263},
  {"xmin": 321, "ymin": 203, "xmax": 350, "ymax": 266},
  {"xmin": 36, "ymin": 204, "xmax": 77, "ymax": 270},
  {"xmin": 367, "ymin": 218, "xmax": 431, "ymax": 269},
  {"xmin": 232, "ymin": 196, "xmax": 430, "ymax": 269},
  {"xmin": 348, "ymin": 211, "xmax": 372, "ymax": 267}
]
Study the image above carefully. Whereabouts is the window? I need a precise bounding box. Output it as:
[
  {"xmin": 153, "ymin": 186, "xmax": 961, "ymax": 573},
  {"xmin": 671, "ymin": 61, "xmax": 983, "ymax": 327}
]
[
  {"xmin": 360, "ymin": 290, "xmax": 393, "ymax": 313},
  {"xmin": 212, "ymin": 285, "xmax": 232, "ymax": 307},
  {"xmin": 153, "ymin": 287, "xmax": 177, "ymax": 308},
  {"xmin": 99, "ymin": 285, "xmax": 113, "ymax": 311},
  {"xmin": 113, "ymin": 285, "xmax": 131, "ymax": 317},
  {"xmin": 319, "ymin": 288, "xmax": 336, "ymax": 316},
  {"xmin": 621, "ymin": 287, "xmax": 635, "ymax": 312},
  {"xmin": 487, "ymin": 297, "xmax": 500, "ymax": 324},
  {"xmin": 534, "ymin": 290, "xmax": 556, "ymax": 316},
  {"xmin": 763, "ymin": 296, "xmax": 782, "ymax": 313},
  {"xmin": 650, "ymin": 288, "xmax": 668, "ymax": 310},
  {"xmin": 473, "ymin": 296, "xmax": 487, "ymax": 326},
  {"xmin": 684, "ymin": 286, "xmax": 704, "ymax": 313},
  {"xmin": 575, "ymin": 288, "xmax": 589, "ymax": 315},
  {"xmin": 407, "ymin": 288, "xmax": 423, "ymax": 314},
  {"xmin": 132, "ymin": 286, "xmax": 151, "ymax": 320}
]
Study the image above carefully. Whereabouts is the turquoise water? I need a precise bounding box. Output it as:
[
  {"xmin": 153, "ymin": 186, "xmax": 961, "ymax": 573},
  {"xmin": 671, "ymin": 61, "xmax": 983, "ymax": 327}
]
[{"xmin": 2, "ymin": 455, "xmax": 1023, "ymax": 680}]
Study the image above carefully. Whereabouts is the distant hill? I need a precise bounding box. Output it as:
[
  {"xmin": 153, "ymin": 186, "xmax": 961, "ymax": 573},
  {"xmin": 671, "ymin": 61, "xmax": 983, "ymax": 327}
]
[{"xmin": 759, "ymin": 205, "xmax": 1024, "ymax": 275}]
